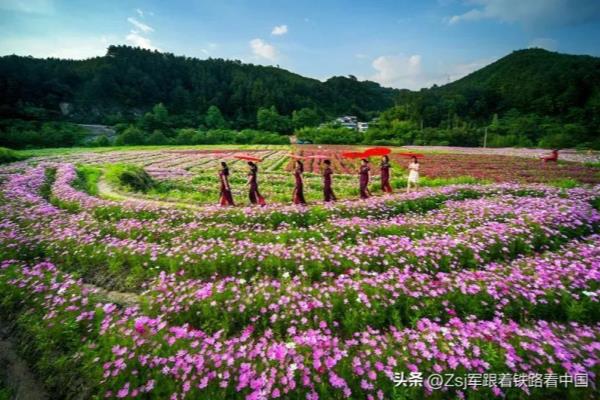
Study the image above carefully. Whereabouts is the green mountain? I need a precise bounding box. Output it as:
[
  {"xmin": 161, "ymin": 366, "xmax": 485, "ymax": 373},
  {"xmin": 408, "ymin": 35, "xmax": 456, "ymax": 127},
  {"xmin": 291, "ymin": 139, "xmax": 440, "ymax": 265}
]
[
  {"xmin": 0, "ymin": 45, "xmax": 397, "ymax": 125},
  {"xmin": 436, "ymin": 48, "xmax": 600, "ymax": 118},
  {"xmin": 368, "ymin": 48, "xmax": 600, "ymax": 148},
  {"xmin": 1, "ymin": 46, "xmax": 599, "ymax": 149}
]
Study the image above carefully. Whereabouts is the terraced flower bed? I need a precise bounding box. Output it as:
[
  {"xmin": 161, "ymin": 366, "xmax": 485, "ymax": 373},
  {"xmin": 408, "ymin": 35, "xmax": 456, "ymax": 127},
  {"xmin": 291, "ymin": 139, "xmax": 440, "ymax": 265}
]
[{"xmin": 1, "ymin": 147, "xmax": 599, "ymax": 399}]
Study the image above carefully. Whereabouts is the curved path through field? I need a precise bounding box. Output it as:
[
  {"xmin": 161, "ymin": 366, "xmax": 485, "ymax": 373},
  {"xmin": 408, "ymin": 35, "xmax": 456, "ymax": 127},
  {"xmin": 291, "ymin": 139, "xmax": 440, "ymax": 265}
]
[{"xmin": 97, "ymin": 176, "xmax": 204, "ymax": 211}]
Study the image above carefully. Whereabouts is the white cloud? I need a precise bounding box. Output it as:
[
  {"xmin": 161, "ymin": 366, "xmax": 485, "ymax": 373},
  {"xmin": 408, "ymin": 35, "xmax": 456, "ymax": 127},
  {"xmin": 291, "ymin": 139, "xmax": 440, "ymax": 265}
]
[
  {"xmin": 250, "ymin": 38, "xmax": 277, "ymax": 60},
  {"xmin": 126, "ymin": 31, "xmax": 158, "ymax": 50},
  {"xmin": 528, "ymin": 37, "xmax": 558, "ymax": 51},
  {"xmin": 125, "ymin": 14, "xmax": 158, "ymax": 50},
  {"xmin": 0, "ymin": 0, "xmax": 54, "ymax": 14},
  {"xmin": 271, "ymin": 25, "xmax": 288, "ymax": 35},
  {"xmin": 127, "ymin": 17, "xmax": 154, "ymax": 33},
  {"xmin": 370, "ymin": 54, "xmax": 425, "ymax": 89},
  {"xmin": 369, "ymin": 54, "xmax": 495, "ymax": 89},
  {"xmin": 0, "ymin": 35, "xmax": 110, "ymax": 59},
  {"xmin": 447, "ymin": 0, "xmax": 600, "ymax": 28},
  {"xmin": 136, "ymin": 8, "xmax": 144, "ymax": 17}
]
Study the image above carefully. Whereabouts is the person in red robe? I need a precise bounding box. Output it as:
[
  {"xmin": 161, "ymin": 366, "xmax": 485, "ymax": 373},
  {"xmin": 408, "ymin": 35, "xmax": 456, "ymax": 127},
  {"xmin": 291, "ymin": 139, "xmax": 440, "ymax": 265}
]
[
  {"xmin": 247, "ymin": 161, "xmax": 266, "ymax": 206},
  {"xmin": 380, "ymin": 155, "xmax": 393, "ymax": 193},
  {"xmin": 218, "ymin": 161, "xmax": 235, "ymax": 206},
  {"xmin": 323, "ymin": 159, "xmax": 336, "ymax": 202},
  {"xmin": 292, "ymin": 160, "xmax": 307, "ymax": 205},
  {"xmin": 359, "ymin": 158, "xmax": 371, "ymax": 199}
]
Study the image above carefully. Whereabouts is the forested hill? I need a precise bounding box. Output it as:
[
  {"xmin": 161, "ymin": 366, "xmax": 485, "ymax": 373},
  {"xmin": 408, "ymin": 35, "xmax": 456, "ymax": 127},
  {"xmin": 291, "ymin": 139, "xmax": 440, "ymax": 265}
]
[
  {"xmin": 436, "ymin": 48, "xmax": 600, "ymax": 117},
  {"xmin": 0, "ymin": 45, "xmax": 397, "ymax": 125}
]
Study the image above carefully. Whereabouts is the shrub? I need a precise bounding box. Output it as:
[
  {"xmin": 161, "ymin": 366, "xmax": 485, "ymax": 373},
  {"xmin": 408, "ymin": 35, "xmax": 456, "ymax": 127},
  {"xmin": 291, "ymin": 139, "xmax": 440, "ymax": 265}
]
[
  {"xmin": 105, "ymin": 164, "xmax": 155, "ymax": 192},
  {"xmin": 146, "ymin": 130, "xmax": 170, "ymax": 145},
  {"xmin": 0, "ymin": 147, "xmax": 27, "ymax": 164},
  {"xmin": 174, "ymin": 128, "xmax": 197, "ymax": 145},
  {"xmin": 88, "ymin": 135, "xmax": 111, "ymax": 147},
  {"xmin": 115, "ymin": 125, "xmax": 145, "ymax": 145}
]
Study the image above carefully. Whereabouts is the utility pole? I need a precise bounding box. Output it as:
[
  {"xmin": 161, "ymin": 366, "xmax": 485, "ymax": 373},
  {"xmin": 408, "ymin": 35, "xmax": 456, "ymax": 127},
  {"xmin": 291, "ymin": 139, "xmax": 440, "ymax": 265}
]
[{"xmin": 483, "ymin": 127, "xmax": 488, "ymax": 148}]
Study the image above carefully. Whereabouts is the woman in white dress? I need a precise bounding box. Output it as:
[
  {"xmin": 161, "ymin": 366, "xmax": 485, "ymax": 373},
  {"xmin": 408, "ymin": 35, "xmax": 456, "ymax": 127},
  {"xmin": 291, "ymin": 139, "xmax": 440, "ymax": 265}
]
[{"xmin": 407, "ymin": 156, "xmax": 419, "ymax": 193}]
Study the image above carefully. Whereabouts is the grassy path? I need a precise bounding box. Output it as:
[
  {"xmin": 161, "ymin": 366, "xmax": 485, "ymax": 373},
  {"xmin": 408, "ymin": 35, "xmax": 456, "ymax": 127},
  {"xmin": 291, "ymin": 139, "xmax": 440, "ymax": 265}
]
[{"xmin": 97, "ymin": 176, "xmax": 204, "ymax": 211}]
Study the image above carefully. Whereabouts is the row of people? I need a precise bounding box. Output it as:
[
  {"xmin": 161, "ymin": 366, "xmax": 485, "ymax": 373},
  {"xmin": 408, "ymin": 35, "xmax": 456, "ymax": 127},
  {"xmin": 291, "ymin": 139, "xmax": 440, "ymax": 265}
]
[{"xmin": 218, "ymin": 155, "xmax": 420, "ymax": 206}]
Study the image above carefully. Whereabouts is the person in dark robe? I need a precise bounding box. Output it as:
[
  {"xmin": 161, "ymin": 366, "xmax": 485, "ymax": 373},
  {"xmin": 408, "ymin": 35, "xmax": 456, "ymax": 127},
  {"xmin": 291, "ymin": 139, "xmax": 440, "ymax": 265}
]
[
  {"xmin": 247, "ymin": 161, "xmax": 266, "ymax": 206},
  {"xmin": 292, "ymin": 160, "xmax": 307, "ymax": 205},
  {"xmin": 218, "ymin": 161, "xmax": 235, "ymax": 206},
  {"xmin": 323, "ymin": 159, "xmax": 336, "ymax": 202},
  {"xmin": 380, "ymin": 155, "xmax": 393, "ymax": 193},
  {"xmin": 359, "ymin": 158, "xmax": 371, "ymax": 199}
]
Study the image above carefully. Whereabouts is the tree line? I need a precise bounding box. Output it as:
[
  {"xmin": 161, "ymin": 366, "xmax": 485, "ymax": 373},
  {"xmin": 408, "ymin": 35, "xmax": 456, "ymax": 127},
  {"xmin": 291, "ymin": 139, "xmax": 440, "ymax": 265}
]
[{"xmin": 1, "ymin": 46, "xmax": 599, "ymax": 149}]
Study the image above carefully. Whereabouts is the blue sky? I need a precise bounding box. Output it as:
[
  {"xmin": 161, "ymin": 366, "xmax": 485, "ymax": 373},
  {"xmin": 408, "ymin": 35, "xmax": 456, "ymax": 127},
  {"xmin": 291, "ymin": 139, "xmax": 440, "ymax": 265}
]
[{"xmin": 1, "ymin": 0, "xmax": 600, "ymax": 89}]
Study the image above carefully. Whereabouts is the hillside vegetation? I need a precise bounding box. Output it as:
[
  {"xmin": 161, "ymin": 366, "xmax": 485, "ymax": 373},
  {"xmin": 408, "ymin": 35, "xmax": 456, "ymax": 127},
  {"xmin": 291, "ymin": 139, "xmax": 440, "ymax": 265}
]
[{"xmin": 1, "ymin": 47, "xmax": 599, "ymax": 149}]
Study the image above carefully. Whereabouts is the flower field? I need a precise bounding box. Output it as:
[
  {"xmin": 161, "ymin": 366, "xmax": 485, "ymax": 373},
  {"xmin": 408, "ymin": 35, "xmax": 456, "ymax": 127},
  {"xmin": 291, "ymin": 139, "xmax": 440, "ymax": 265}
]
[{"xmin": 1, "ymin": 145, "xmax": 600, "ymax": 399}]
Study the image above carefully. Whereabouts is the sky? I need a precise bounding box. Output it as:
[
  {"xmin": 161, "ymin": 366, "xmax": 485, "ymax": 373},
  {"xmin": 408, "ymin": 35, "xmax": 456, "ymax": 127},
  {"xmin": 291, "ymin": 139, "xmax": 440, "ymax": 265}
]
[{"xmin": 1, "ymin": 0, "xmax": 600, "ymax": 90}]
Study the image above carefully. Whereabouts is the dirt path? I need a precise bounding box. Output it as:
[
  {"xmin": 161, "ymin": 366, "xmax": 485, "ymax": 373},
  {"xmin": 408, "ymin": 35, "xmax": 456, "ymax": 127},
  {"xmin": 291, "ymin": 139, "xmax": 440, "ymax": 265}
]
[
  {"xmin": 0, "ymin": 324, "xmax": 48, "ymax": 400},
  {"xmin": 84, "ymin": 284, "xmax": 140, "ymax": 307}
]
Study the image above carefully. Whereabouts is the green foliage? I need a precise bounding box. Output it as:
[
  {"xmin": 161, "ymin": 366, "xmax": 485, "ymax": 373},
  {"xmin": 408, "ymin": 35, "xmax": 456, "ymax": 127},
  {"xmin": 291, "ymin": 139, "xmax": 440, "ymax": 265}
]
[
  {"xmin": 292, "ymin": 108, "xmax": 321, "ymax": 129},
  {"xmin": 40, "ymin": 167, "xmax": 56, "ymax": 200},
  {"xmin": 0, "ymin": 45, "xmax": 396, "ymax": 126},
  {"xmin": 138, "ymin": 103, "xmax": 171, "ymax": 135},
  {"xmin": 256, "ymin": 106, "xmax": 292, "ymax": 133},
  {"xmin": 0, "ymin": 383, "xmax": 14, "ymax": 400},
  {"xmin": 72, "ymin": 165, "xmax": 102, "ymax": 196},
  {"xmin": 105, "ymin": 164, "xmax": 155, "ymax": 192},
  {"xmin": 0, "ymin": 119, "xmax": 86, "ymax": 149},
  {"xmin": 0, "ymin": 147, "xmax": 27, "ymax": 164},
  {"xmin": 203, "ymin": 105, "xmax": 228, "ymax": 129},
  {"xmin": 548, "ymin": 178, "xmax": 580, "ymax": 189},
  {"xmin": 114, "ymin": 125, "xmax": 144, "ymax": 145},
  {"xmin": 297, "ymin": 125, "xmax": 363, "ymax": 144},
  {"xmin": 147, "ymin": 130, "xmax": 170, "ymax": 145},
  {"xmin": 89, "ymin": 135, "xmax": 111, "ymax": 147},
  {"xmin": 1, "ymin": 47, "xmax": 599, "ymax": 148}
]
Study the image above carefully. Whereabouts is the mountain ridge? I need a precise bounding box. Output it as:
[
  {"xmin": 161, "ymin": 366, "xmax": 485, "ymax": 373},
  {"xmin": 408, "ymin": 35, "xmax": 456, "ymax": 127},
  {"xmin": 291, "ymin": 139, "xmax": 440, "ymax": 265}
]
[{"xmin": 0, "ymin": 46, "xmax": 599, "ymax": 128}]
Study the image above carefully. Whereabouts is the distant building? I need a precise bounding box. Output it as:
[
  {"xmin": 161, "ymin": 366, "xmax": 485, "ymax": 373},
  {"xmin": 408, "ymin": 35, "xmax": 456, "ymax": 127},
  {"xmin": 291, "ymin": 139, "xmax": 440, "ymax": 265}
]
[
  {"xmin": 336, "ymin": 116, "xmax": 358, "ymax": 130},
  {"xmin": 334, "ymin": 115, "xmax": 370, "ymax": 132}
]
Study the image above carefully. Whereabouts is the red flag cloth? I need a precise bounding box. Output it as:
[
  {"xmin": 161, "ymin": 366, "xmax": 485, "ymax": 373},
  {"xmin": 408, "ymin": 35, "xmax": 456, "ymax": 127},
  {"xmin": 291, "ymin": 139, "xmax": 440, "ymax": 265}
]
[
  {"xmin": 342, "ymin": 151, "xmax": 365, "ymax": 159},
  {"xmin": 364, "ymin": 147, "xmax": 391, "ymax": 156}
]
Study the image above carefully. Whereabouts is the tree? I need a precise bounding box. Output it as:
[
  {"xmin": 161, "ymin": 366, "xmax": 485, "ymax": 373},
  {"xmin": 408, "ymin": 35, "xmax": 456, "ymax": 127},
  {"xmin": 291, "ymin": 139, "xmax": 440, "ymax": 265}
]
[
  {"xmin": 91, "ymin": 135, "xmax": 111, "ymax": 147},
  {"xmin": 139, "ymin": 103, "xmax": 170, "ymax": 134},
  {"xmin": 147, "ymin": 130, "xmax": 170, "ymax": 145},
  {"xmin": 174, "ymin": 128, "xmax": 196, "ymax": 145},
  {"xmin": 204, "ymin": 105, "xmax": 228, "ymax": 129},
  {"xmin": 116, "ymin": 125, "xmax": 145, "ymax": 145},
  {"xmin": 292, "ymin": 108, "xmax": 320, "ymax": 129},
  {"xmin": 257, "ymin": 106, "xmax": 292, "ymax": 133}
]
